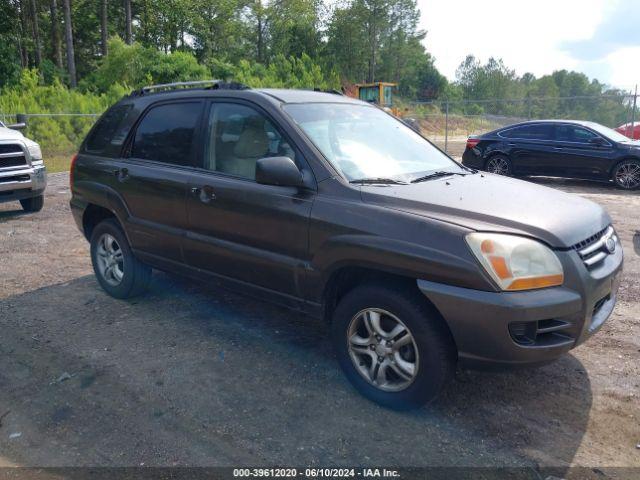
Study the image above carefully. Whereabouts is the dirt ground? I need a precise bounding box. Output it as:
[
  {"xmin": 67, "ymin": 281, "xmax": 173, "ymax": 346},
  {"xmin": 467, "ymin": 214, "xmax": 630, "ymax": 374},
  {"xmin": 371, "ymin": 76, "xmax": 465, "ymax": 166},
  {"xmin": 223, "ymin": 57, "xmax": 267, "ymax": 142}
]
[{"xmin": 0, "ymin": 172, "xmax": 638, "ymax": 474}]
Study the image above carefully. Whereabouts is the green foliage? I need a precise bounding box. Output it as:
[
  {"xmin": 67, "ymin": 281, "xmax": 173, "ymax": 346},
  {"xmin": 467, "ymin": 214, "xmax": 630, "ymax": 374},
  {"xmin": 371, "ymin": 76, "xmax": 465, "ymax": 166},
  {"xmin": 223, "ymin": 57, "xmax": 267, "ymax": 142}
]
[
  {"xmin": 325, "ymin": 0, "xmax": 440, "ymax": 97},
  {"xmin": 450, "ymin": 56, "xmax": 631, "ymax": 126},
  {"xmin": 231, "ymin": 54, "xmax": 340, "ymax": 90},
  {"xmin": 83, "ymin": 38, "xmax": 209, "ymax": 92},
  {"xmin": 0, "ymin": 70, "xmax": 127, "ymax": 156}
]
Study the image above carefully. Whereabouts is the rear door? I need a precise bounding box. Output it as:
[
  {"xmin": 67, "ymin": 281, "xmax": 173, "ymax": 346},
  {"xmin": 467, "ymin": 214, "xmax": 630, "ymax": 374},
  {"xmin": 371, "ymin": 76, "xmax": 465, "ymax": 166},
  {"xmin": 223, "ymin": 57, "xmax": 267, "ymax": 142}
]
[
  {"xmin": 552, "ymin": 124, "xmax": 614, "ymax": 179},
  {"xmin": 183, "ymin": 100, "xmax": 315, "ymax": 297},
  {"xmin": 499, "ymin": 123, "xmax": 555, "ymax": 175},
  {"xmin": 118, "ymin": 100, "xmax": 204, "ymax": 261}
]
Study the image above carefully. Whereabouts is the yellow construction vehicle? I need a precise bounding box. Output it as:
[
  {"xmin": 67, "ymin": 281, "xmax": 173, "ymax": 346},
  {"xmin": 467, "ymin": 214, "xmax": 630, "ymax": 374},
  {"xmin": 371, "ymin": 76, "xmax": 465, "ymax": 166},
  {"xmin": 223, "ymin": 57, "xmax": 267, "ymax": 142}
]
[{"xmin": 354, "ymin": 82, "xmax": 398, "ymax": 113}]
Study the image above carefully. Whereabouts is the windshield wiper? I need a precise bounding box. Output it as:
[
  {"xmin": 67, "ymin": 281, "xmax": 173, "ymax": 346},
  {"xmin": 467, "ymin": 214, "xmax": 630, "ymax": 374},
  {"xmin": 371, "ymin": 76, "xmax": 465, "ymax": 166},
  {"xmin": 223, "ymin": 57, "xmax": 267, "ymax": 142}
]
[
  {"xmin": 349, "ymin": 177, "xmax": 409, "ymax": 185},
  {"xmin": 410, "ymin": 170, "xmax": 468, "ymax": 183}
]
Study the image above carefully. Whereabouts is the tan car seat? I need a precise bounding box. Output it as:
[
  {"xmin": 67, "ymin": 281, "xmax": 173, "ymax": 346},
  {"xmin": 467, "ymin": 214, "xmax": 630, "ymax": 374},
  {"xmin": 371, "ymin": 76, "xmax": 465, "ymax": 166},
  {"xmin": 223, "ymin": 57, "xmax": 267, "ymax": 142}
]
[{"xmin": 218, "ymin": 115, "xmax": 270, "ymax": 178}]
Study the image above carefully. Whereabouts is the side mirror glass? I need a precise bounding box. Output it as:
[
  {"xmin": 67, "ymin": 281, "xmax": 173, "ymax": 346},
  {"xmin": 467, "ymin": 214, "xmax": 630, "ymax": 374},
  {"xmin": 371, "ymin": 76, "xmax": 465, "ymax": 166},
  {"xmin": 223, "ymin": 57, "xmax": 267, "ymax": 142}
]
[{"xmin": 255, "ymin": 156, "xmax": 304, "ymax": 187}]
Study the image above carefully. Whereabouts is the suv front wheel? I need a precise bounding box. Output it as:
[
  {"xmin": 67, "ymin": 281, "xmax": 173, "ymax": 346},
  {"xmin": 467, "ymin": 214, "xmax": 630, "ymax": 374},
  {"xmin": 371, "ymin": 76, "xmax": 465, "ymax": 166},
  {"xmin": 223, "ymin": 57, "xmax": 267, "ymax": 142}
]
[
  {"xmin": 331, "ymin": 283, "xmax": 456, "ymax": 410},
  {"xmin": 90, "ymin": 218, "xmax": 152, "ymax": 299}
]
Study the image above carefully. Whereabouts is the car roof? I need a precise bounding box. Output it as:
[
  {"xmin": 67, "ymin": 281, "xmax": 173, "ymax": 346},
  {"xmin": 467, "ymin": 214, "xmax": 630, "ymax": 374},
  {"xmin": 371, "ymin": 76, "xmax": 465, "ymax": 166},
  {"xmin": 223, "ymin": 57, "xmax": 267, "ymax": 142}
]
[
  {"xmin": 122, "ymin": 86, "xmax": 366, "ymax": 107},
  {"xmin": 500, "ymin": 119, "xmax": 599, "ymax": 129},
  {"xmin": 484, "ymin": 119, "xmax": 607, "ymax": 137},
  {"xmin": 255, "ymin": 88, "xmax": 363, "ymax": 104}
]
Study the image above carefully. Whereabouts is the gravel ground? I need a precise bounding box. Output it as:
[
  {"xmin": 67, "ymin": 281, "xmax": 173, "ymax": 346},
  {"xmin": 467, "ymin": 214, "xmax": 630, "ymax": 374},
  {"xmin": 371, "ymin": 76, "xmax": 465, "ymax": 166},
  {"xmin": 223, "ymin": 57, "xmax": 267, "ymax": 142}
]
[{"xmin": 0, "ymin": 172, "xmax": 638, "ymax": 474}]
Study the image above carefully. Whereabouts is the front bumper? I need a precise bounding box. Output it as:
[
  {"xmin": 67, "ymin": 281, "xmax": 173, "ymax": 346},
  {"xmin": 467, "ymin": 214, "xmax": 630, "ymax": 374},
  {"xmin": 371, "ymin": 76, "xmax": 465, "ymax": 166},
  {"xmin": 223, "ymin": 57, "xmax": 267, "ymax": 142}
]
[
  {"xmin": 418, "ymin": 245, "xmax": 623, "ymax": 368},
  {"xmin": 0, "ymin": 165, "xmax": 47, "ymax": 203}
]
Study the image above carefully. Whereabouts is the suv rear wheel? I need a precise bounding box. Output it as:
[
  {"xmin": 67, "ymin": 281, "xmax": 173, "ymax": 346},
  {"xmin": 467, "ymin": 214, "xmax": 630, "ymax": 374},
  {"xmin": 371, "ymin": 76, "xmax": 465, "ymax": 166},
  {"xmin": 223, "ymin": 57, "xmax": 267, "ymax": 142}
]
[
  {"xmin": 331, "ymin": 283, "xmax": 456, "ymax": 410},
  {"xmin": 20, "ymin": 194, "xmax": 44, "ymax": 212},
  {"xmin": 90, "ymin": 218, "xmax": 151, "ymax": 299}
]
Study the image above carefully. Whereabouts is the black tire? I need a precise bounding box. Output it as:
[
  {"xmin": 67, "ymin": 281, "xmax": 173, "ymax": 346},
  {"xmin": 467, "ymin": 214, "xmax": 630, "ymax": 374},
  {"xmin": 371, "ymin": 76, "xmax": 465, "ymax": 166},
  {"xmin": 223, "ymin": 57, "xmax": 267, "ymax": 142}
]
[
  {"xmin": 19, "ymin": 194, "xmax": 44, "ymax": 212},
  {"xmin": 90, "ymin": 218, "xmax": 151, "ymax": 299},
  {"xmin": 612, "ymin": 159, "xmax": 640, "ymax": 190},
  {"xmin": 331, "ymin": 283, "xmax": 456, "ymax": 410},
  {"xmin": 485, "ymin": 154, "xmax": 512, "ymax": 176}
]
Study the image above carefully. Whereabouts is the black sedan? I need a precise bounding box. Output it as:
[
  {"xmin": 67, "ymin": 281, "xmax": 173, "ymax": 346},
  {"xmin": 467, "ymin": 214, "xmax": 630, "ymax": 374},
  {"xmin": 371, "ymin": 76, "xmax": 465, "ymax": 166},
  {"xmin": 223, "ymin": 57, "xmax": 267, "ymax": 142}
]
[{"xmin": 461, "ymin": 120, "xmax": 640, "ymax": 189}]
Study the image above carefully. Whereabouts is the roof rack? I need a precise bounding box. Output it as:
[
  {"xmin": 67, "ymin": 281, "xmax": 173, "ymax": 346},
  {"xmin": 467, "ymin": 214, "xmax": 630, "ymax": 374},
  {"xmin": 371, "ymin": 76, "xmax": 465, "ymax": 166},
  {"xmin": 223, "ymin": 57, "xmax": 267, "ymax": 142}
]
[{"xmin": 130, "ymin": 79, "xmax": 250, "ymax": 97}]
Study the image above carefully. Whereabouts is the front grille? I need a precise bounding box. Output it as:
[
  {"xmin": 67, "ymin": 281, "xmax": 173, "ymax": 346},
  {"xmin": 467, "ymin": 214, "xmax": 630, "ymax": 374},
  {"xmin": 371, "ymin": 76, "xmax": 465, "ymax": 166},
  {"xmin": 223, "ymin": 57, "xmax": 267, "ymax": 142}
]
[
  {"xmin": 0, "ymin": 143, "xmax": 27, "ymax": 168},
  {"xmin": 0, "ymin": 174, "xmax": 30, "ymax": 183},
  {"xmin": 572, "ymin": 226, "xmax": 617, "ymax": 268}
]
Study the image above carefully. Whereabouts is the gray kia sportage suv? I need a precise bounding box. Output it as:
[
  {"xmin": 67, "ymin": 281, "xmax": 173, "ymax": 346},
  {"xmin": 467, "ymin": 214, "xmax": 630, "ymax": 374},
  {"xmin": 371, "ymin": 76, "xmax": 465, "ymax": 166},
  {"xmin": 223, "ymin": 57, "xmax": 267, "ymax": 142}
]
[{"xmin": 70, "ymin": 81, "xmax": 623, "ymax": 409}]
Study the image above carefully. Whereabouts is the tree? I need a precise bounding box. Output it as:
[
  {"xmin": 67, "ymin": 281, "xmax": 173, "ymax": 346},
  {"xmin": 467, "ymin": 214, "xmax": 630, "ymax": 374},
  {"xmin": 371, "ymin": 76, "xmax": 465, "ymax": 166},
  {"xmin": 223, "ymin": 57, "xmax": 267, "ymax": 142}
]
[
  {"xmin": 62, "ymin": 0, "xmax": 76, "ymax": 86},
  {"xmin": 124, "ymin": 0, "xmax": 132, "ymax": 44},
  {"xmin": 0, "ymin": 1, "xmax": 24, "ymax": 86},
  {"xmin": 101, "ymin": 0, "xmax": 108, "ymax": 56},
  {"xmin": 50, "ymin": 0, "xmax": 63, "ymax": 68},
  {"xmin": 18, "ymin": 0, "xmax": 31, "ymax": 67},
  {"xmin": 29, "ymin": 0, "xmax": 43, "ymax": 66}
]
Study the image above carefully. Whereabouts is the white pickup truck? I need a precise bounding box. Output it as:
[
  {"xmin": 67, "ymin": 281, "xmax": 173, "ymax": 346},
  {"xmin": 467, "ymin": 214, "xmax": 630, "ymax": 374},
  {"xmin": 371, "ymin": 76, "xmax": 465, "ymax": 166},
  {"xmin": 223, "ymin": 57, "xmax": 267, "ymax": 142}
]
[{"xmin": 0, "ymin": 121, "xmax": 46, "ymax": 212}]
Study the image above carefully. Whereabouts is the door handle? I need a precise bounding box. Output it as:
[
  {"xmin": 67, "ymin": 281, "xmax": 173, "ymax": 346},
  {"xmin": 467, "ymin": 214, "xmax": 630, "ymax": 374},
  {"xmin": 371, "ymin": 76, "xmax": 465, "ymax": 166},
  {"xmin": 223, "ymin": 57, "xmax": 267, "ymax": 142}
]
[
  {"xmin": 114, "ymin": 167, "xmax": 129, "ymax": 182},
  {"xmin": 191, "ymin": 186, "xmax": 216, "ymax": 203}
]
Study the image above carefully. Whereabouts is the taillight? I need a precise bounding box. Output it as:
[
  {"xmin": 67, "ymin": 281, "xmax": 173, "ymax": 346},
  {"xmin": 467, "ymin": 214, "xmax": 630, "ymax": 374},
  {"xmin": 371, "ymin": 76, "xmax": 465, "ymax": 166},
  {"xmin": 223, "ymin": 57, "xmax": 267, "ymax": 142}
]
[
  {"xmin": 69, "ymin": 153, "xmax": 78, "ymax": 189},
  {"xmin": 466, "ymin": 137, "xmax": 481, "ymax": 149}
]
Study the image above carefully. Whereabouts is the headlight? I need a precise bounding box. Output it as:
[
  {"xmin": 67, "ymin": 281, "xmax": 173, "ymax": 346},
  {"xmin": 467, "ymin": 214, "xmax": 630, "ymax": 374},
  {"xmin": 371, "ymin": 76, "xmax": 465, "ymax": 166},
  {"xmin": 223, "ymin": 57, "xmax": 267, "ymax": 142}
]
[
  {"xmin": 27, "ymin": 143, "xmax": 42, "ymax": 160},
  {"xmin": 466, "ymin": 233, "xmax": 564, "ymax": 291}
]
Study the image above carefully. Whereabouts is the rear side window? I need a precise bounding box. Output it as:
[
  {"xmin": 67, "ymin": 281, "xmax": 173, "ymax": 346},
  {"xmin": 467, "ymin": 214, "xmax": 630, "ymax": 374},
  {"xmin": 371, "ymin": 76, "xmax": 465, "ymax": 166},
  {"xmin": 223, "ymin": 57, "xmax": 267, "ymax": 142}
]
[
  {"xmin": 131, "ymin": 102, "xmax": 202, "ymax": 165},
  {"xmin": 500, "ymin": 124, "xmax": 552, "ymax": 141},
  {"xmin": 86, "ymin": 104, "xmax": 132, "ymax": 153}
]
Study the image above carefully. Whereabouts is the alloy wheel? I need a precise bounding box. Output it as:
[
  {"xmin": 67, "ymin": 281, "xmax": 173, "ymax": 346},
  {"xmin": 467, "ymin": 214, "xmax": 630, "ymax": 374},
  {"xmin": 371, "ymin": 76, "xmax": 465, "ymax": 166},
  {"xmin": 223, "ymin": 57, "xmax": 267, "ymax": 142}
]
[
  {"xmin": 347, "ymin": 308, "xmax": 419, "ymax": 392},
  {"xmin": 486, "ymin": 157, "xmax": 510, "ymax": 175},
  {"xmin": 615, "ymin": 162, "xmax": 640, "ymax": 189},
  {"xmin": 95, "ymin": 233, "xmax": 124, "ymax": 286}
]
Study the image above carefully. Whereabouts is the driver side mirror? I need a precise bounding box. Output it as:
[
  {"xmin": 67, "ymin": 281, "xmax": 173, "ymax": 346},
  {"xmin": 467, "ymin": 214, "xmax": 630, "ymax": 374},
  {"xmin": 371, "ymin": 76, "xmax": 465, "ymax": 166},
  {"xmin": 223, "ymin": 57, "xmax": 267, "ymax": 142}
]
[
  {"xmin": 255, "ymin": 156, "xmax": 304, "ymax": 187},
  {"xmin": 589, "ymin": 136, "xmax": 606, "ymax": 146},
  {"xmin": 6, "ymin": 123, "xmax": 26, "ymax": 131}
]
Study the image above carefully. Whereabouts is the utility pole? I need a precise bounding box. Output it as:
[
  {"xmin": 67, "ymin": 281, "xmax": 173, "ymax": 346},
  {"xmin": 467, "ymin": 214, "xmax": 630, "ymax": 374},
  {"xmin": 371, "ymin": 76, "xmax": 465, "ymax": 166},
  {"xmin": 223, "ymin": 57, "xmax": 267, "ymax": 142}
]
[
  {"xmin": 632, "ymin": 85, "xmax": 638, "ymax": 137},
  {"xmin": 444, "ymin": 100, "xmax": 449, "ymax": 154}
]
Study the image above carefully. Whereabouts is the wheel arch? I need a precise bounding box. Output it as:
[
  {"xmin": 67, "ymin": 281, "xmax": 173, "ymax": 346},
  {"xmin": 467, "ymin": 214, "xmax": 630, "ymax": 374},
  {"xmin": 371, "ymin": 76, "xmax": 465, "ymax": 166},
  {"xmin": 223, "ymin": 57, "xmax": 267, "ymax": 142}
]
[
  {"xmin": 321, "ymin": 265, "xmax": 443, "ymax": 327},
  {"xmin": 74, "ymin": 180, "xmax": 132, "ymax": 241},
  {"xmin": 82, "ymin": 204, "xmax": 120, "ymax": 241}
]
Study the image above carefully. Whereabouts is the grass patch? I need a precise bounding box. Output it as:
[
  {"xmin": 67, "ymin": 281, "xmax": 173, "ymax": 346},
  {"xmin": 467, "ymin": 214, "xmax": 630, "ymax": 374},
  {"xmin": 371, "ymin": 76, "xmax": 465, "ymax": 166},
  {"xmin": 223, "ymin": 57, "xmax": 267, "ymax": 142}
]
[{"xmin": 45, "ymin": 153, "xmax": 74, "ymax": 173}]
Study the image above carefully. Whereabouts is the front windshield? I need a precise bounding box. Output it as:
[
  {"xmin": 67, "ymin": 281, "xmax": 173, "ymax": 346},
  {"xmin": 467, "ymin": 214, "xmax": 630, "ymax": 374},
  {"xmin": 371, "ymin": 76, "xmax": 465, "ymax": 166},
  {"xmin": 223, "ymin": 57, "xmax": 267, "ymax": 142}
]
[
  {"xmin": 587, "ymin": 122, "xmax": 634, "ymax": 143},
  {"xmin": 284, "ymin": 103, "xmax": 464, "ymax": 182}
]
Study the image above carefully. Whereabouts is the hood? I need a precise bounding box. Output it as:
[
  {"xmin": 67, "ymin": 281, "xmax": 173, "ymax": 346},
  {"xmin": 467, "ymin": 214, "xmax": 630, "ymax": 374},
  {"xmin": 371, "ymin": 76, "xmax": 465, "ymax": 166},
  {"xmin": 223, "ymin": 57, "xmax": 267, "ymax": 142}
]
[
  {"xmin": 360, "ymin": 173, "xmax": 610, "ymax": 248},
  {"xmin": 0, "ymin": 127, "xmax": 25, "ymax": 141}
]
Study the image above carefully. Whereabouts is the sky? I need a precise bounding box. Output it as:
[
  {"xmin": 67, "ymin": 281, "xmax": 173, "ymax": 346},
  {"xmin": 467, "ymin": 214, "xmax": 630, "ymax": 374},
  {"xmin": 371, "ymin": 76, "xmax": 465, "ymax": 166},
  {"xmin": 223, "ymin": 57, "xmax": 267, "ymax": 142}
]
[{"xmin": 417, "ymin": 0, "xmax": 640, "ymax": 91}]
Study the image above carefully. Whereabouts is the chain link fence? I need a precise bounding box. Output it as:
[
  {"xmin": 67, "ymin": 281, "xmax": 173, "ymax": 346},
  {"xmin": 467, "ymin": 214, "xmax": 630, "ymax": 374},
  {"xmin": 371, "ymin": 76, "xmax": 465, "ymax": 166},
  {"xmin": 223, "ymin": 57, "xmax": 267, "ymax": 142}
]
[
  {"xmin": 0, "ymin": 112, "xmax": 100, "ymax": 172},
  {"xmin": 1, "ymin": 93, "xmax": 638, "ymax": 169}
]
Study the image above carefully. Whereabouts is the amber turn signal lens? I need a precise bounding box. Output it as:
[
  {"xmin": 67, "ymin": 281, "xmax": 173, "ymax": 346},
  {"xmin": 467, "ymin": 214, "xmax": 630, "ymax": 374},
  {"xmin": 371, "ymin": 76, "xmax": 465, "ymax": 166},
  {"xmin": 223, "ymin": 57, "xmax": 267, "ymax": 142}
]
[{"xmin": 506, "ymin": 274, "xmax": 564, "ymax": 291}]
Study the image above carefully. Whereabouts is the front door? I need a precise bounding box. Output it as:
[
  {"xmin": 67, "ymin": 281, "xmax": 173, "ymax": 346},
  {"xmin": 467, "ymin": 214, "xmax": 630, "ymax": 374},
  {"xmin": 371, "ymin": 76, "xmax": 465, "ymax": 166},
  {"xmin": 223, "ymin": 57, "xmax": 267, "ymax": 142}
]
[
  {"xmin": 552, "ymin": 124, "xmax": 614, "ymax": 179},
  {"xmin": 183, "ymin": 101, "xmax": 315, "ymax": 297}
]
